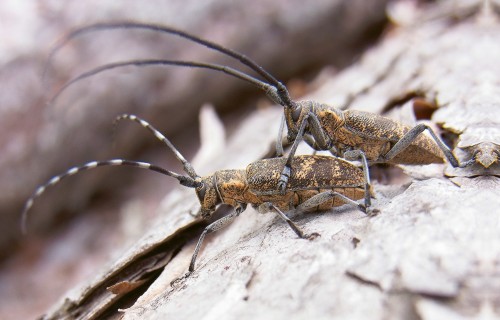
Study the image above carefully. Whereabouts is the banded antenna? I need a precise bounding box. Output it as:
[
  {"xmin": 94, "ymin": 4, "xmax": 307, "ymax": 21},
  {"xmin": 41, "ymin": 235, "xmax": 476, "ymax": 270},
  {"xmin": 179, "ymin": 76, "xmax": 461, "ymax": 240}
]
[{"xmin": 22, "ymin": 114, "xmax": 202, "ymax": 234}]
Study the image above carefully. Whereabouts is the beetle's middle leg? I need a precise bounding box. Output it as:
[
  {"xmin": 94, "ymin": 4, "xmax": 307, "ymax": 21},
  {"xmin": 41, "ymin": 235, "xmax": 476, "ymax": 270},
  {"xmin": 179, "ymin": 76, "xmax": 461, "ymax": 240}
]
[
  {"xmin": 383, "ymin": 123, "xmax": 465, "ymax": 167},
  {"xmin": 260, "ymin": 202, "xmax": 319, "ymax": 239},
  {"xmin": 343, "ymin": 150, "xmax": 372, "ymax": 208}
]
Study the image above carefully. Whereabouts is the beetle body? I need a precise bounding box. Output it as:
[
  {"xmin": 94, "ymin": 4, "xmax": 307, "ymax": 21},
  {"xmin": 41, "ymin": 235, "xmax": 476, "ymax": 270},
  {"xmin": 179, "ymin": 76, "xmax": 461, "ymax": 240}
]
[
  {"xmin": 310, "ymin": 104, "xmax": 444, "ymax": 164},
  {"xmin": 47, "ymin": 22, "xmax": 463, "ymax": 177},
  {"xmin": 198, "ymin": 155, "xmax": 365, "ymax": 218},
  {"xmin": 286, "ymin": 101, "xmax": 444, "ymax": 165},
  {"xmin": 22, "ymin": 115, "xmax": 371, "ymax": 272}
]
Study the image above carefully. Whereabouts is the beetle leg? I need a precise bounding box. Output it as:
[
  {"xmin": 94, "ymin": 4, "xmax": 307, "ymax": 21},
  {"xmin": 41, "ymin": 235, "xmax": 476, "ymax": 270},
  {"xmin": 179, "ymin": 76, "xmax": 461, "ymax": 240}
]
[
  {"xmin": 343, "ymin": 149, "xmax": 372, "ymax": 208},
  {"xmin": 278, "ymin": 112, "xmax": 333, "ymax": 192},
  {"xmin": 327, "ymin": 146, "xmax": 339, "ymax": 156},
  {"xmin": 189, "ymin": 204, "xmax": 246, "ymax": 272},
  {"xmin": 275, "ymin": 114, "xmax": 287, "ymax": 157},
  {"xmin": 189, "ymin": 208, "xmax": 202, "ymax": 218},
  {"xmin": 294, "ymin": 191, "xmax": 367, "ymax": 214},
  {"xmin": 303, "ymin": 134, "xmax": 332, "ymax": 155},
  {"xmin": 302, "ymin": 134, "xmax": 317, "ymax": 150},
  {"xmin": 262, "ymin": 202, "xmax": 318, "ymax": 239},
  {"xmin": 306, "ymin": 111, "xmax": 331, "ymax": 149},
  {"xmin": 383, "ymin": 123, "xmax": 462, "ymax": 167},
  {"xmin": 277, "ymin": 114, "xmax": 310, "ymax": 192}
]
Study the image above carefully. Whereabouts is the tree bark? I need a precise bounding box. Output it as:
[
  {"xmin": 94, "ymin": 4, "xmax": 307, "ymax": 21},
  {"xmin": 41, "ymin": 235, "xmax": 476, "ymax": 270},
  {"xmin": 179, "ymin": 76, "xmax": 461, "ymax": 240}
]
[
  {"xmin": 115, "ymin": 1, "xmax": 499, "ymax": 319},
  {"xmin": 36, "ymin": 1, "xmax": 500, "ymax": 319},
  {"xmin": 0, "ymin": 0, "xmax": 388, "ymax": 255},
  {"xmin": 0, "ymin": 1, "xmax": 390, "ymax": 319}
]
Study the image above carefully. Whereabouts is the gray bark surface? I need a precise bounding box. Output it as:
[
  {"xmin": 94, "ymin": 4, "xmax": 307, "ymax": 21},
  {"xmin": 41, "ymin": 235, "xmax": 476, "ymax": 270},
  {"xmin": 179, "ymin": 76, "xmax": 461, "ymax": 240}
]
[
  {"xmin": 38, "ymin": 1, "xmax": 500, "ymax": 319},
  {"xmin": 0, "ymin": 1, "xmax": 389, "ymax": 319},
  {"xmin": 6, "ymin": 1, "xmax": 500, "ymax": 319},
  {"xmin": 116, "ymin": 1, "xmax": 499, "ymax": 319},
  {"xmin": 0, "ymin": 0, "xmax": 387, "ymax": 255}
]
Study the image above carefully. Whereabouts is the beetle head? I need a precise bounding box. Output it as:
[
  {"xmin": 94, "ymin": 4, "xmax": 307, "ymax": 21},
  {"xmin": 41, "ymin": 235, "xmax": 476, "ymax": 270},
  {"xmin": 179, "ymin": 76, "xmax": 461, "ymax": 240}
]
[
  {"xmin": 195, "ymin": 176, "xmax": 221, "ymax": 219},
  {"xmin": 284, "ymin": 100, "xmax": 312, "ymax": 136}
]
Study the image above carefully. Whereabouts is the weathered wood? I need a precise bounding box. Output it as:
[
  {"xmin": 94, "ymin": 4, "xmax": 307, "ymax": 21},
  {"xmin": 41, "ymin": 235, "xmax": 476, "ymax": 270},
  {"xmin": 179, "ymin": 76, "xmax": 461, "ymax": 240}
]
[
  {"xmin": 7, "ymin": 1, "xmax": 500, "ymax": 320},
  {"xmin": 115, "ymin": 1, "xmax": 498, "ymax": 319},
  {"xmin": 0, "ymin": 0, "xmax": 388, "ymax": 254},
  {"xmin": 0, "ymin": 1, "xmax": 389, "ymax": 318}
]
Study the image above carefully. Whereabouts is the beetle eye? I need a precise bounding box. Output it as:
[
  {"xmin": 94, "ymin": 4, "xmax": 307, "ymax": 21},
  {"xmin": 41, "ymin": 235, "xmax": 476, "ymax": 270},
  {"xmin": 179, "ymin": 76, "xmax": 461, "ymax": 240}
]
[{"xmin": 196, "ymin": 184, "xmax": 206, "ymax": 202}]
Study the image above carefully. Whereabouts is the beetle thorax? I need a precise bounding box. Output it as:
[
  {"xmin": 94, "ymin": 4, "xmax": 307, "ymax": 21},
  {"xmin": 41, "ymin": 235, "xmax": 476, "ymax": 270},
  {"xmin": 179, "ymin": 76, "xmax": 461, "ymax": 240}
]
[
  {"xmin": 212, "ymin": 170, "xmax": 253, "ymax": 207},
  {"xmin": 316, "ymin": 104, "xmax": 345, "ymax": 140}
]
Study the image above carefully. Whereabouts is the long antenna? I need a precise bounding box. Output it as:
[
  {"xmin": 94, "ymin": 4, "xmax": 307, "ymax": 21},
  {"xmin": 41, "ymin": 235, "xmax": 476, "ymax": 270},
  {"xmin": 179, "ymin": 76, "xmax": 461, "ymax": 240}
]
[
  {"xmin": 49, "ymin": 59, "xmax": 283, "ymax": 106},
  {"xmin": 46, "ymin": 22, "xmax": 293, "ymax": 106},
  {"xmin": 114, "ymin": 114, "xmax": 203, "ymax": 179},
  {"xmin": 21, "ymin": 159, "xmax": 201, "ymax": 234}
]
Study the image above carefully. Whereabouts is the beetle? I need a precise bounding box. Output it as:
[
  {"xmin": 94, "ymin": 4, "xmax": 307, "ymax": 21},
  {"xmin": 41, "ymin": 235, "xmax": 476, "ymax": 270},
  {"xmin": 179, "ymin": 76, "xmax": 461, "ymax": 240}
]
[
  {"xmin": 22, "ymin": 114, "xmax": 372, "ymax": 272},
  {"xmin": 44, "ymin": 22, "xmax": 473, "ymax": 192}
]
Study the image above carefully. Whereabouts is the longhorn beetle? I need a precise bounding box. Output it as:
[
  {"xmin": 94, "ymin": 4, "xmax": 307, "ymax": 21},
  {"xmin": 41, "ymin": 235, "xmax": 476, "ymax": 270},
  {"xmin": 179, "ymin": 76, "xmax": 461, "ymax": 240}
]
[
  {"xmin": 22, "ymin": 114, "xmax": 372, "ymax": 272},
  {"xmin": 45, "ymin": 22, "xmax": 473, "ymax": 192}
]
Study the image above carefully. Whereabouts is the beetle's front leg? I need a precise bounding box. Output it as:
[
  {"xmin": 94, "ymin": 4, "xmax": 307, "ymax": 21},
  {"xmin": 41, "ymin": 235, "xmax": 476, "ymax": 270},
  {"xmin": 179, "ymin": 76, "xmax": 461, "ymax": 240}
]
[
  {"xmin": 278, "ymin": 112, "xmax": 331, "ymax": 192},
  {"xmin": 188, "ymin": 204, "xmax": 246, "ymax": 272},
  {"xmin": 275, "ymin": 114, "xmax": 287, "ymax": 157},
  {"xmin": 277, "ymin": 114, "xmax": 309, "ymax": 193}
]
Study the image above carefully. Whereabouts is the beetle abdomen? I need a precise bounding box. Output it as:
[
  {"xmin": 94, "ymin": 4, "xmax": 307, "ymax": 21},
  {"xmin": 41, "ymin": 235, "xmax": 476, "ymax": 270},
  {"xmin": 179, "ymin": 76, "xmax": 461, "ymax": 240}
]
[
  {"xmin": 247, "ymin": 155, "xmax": 365, "ymax": 195},
  {"xmin": 344, "ymin": 110, "xmax": 444, "ymax": 164}
]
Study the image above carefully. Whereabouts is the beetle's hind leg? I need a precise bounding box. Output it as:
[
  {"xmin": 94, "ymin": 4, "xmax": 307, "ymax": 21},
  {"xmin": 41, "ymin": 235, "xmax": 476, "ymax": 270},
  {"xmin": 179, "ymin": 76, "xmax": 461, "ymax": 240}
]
[
  {"xmin": 294, "ymin": 191, "xmax": 367, "ymax": 215},
  {"xmin": 383, "ymin": 123, "xmax": 462, "ymax": 167}
]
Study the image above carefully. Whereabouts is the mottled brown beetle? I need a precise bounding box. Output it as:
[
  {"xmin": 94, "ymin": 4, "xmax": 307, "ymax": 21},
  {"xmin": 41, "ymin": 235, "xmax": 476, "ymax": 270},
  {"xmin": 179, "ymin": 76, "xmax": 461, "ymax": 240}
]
[
  {"xmin": 46, "ymin": 22, "xmax": 472, "ymax": 192},
  {"xmin": 22, "ymin": 114, "xmax": 371, "ymax": 272}
]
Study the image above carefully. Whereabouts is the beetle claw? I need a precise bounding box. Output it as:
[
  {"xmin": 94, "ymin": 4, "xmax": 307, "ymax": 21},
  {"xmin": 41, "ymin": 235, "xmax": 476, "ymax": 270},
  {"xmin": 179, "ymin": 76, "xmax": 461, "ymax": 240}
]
[{"xmin": 304, "ymin": 232, "xmax": 320, "ymax": 240}]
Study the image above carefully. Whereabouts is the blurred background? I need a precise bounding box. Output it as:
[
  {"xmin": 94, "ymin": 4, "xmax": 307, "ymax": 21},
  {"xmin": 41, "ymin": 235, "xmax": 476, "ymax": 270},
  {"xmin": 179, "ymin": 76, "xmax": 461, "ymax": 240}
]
[{"xmin": 0, "ymin": 0, "xmax": 390, "ymax": 318}]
